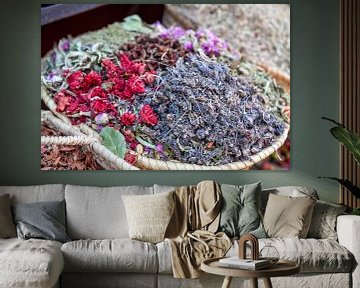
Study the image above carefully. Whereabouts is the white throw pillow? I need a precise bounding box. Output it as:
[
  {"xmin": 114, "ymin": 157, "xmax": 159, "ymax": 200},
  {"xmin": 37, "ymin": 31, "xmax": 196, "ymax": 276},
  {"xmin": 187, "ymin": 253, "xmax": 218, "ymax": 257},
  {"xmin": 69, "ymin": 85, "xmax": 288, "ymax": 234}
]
[{"xmin": 122, "ymin": 191, "xmax": 175, "ymax": 243}]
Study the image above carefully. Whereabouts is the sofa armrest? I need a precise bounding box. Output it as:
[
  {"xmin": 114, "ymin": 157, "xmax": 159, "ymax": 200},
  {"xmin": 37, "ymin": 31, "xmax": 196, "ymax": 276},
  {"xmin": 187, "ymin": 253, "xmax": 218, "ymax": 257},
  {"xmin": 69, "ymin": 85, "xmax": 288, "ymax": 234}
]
[{"xmin": 337, "ymin": 215, "xmax": 360, "ymax": 288}]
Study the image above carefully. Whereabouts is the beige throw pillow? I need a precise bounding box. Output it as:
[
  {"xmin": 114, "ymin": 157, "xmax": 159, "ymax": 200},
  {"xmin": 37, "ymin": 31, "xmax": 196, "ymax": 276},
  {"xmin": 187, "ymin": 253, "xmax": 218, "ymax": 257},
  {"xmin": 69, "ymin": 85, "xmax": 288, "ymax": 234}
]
[
  {"xmin": 122, "ymin": 191, "xmax": 175, "ymax": 243},
  {"xmin": 263, "ymin": 193, "xmax": 316, "ymax": 238},
  {"xmin": 0, "ymin": 194, "xmax": 16, "ymax": 238}
]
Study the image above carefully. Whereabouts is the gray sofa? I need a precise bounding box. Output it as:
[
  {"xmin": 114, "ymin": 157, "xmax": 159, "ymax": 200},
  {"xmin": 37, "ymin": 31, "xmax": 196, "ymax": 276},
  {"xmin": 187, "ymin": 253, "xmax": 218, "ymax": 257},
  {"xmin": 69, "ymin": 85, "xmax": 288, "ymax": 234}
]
[{"xmin": 0, "ymin": 184, "xmax": 359, "ymax": 288}]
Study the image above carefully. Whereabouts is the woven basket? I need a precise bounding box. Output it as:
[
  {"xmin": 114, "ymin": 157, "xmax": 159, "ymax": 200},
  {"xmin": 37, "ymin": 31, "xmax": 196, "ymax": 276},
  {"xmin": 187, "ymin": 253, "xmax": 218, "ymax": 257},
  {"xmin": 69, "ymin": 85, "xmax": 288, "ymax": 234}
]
[
  {"xmin": 41, "ymin": 21, "xmax": 290, "ymax": 170},
  {"xmin": 42, "ymin": 84, "xmax": 289, "ymax": 170},
  {"xmin": 41, "ymin": 110, "xmax": 139, "ymax": 170}
]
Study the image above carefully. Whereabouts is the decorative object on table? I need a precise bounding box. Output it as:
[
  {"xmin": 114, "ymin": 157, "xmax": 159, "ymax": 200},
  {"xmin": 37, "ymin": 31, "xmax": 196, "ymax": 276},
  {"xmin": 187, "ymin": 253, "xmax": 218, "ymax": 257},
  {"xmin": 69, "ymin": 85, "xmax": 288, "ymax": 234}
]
[
  {"xmin": 218, "ymin": 257, "xmax": 271, "ymax": 270},
  {"xmin": 259, "ymin": 245, "xmax": 280, "ymax": 265},
  {"xmin": 41, "ymin": 7, "xmax": 290, "ymax": 170},
  {"xmin": 238, "ymin": 234, "xmax": 259, "ymax": 260},
  {"xmin": 319, "ymin": 117, "xmax": 360, "ymax": 212}
]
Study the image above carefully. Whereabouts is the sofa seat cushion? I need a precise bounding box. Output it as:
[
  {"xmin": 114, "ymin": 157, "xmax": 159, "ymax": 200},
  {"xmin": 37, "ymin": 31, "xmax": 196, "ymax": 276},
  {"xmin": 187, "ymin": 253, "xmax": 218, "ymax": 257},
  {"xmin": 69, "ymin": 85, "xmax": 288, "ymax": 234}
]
[
  {"xmin": 229, "ymin": 238, "xmax": 354, "ymax": 273},
  {"xmin": 157, "ymin": 238, "xmax": 353, "ymax": 274},
  {"xmin": 62, "ymin": 239, "xmax": 158, "ymax": 273},
  {"xmin": 0, "ymin": 238, "xmax": 64, "ymax": 288}
]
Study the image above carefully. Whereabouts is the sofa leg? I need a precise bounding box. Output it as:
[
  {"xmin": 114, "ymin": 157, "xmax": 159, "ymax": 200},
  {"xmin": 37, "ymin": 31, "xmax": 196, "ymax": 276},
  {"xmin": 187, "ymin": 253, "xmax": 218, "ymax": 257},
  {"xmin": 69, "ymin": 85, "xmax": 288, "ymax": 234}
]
[
  {"xmin": 251, "ymin": 278, "xmax": 258, "ymax": 288},
  {"xmin": 222, "ymin": 276, "xmax": 232, "ymax": 288},
  {"xmin": 263, "ymin": 277, "xmax": 273, "ymax": 288}
]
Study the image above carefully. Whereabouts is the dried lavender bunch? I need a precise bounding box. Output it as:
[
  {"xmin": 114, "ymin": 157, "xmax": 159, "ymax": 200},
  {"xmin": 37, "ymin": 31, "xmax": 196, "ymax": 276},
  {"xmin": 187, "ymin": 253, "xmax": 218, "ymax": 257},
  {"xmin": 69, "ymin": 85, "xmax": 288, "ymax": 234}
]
[
  {"xmin": 119, "ymin": 34, "xmax": 189, "ymax": 71},
  {"xmin": 136, "ymin": 53, "xmax": 286, "ymax": 165}
]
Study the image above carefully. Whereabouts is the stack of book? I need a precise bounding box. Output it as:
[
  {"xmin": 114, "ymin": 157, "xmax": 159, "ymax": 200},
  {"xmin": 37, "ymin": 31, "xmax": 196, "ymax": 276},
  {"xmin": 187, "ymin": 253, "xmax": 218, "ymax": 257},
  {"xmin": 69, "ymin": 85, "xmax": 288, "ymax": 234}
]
[{"xmin": 218, "ymin": 257, "xmax": 271, "ymax": 270}]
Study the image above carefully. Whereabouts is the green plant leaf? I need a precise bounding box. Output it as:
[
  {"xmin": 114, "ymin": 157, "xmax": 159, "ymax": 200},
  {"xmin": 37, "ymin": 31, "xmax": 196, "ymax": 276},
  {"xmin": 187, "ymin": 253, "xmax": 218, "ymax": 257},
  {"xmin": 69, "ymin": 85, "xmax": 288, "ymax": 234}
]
[
  {"xmin": 100, "ymin": 127, "xmax": 126, "ymax": 159},
  {"xmin": 330, "ymin": 127, "xmax": 360, "ymax": 165},
  {"xmin": 322, "ymin": 117, "xmax": 360, "ymax": 165},
  {"xmin": 351, "ymin": 208, "xmax": 360, "ymax": 215},
  {"xmin": 318, "ymin": 177, "xmax": 360, "ymax": 198}
]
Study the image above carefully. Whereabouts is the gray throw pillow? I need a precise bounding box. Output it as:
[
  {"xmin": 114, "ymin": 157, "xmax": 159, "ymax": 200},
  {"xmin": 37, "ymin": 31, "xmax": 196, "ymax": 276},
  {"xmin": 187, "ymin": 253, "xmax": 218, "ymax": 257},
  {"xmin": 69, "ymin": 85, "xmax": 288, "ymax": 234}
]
[
  {"xmin": 12, "ymin": 200, "xmax": 70, "ymax": 243},
  {"xmin": 307, "ymin": 200, "xmax": 347, "ymax": 240},
  {"xmin": 218, "ymin": 182, "xmax": 266, "ymax": 238},
  {"xmin": 0, "ymin": 194, "xmax": 16, "ymax": 238}
]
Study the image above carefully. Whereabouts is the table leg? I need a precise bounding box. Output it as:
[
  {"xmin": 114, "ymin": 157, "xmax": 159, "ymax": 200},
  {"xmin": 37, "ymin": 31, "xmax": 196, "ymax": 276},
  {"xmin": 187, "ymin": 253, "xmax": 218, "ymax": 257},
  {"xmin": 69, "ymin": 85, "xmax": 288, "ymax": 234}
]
[
  {"xmin": 251, "ymin": 278, "xmax": 258, "ymax": 288},
  {"xmin": 263, "ymin": 277, "xmax": 273, "ymax": 288},
  {"xmin": 221, "ymin": 276, "xmax": 233, "ymax": 288}
]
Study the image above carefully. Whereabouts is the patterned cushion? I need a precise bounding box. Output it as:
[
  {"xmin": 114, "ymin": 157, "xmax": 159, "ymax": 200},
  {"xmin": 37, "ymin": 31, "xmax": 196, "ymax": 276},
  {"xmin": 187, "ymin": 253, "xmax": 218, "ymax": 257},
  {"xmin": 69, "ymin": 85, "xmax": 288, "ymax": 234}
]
[{"xmin": 307, "ymin": 200, "xmax": 347, "ymax": 240}]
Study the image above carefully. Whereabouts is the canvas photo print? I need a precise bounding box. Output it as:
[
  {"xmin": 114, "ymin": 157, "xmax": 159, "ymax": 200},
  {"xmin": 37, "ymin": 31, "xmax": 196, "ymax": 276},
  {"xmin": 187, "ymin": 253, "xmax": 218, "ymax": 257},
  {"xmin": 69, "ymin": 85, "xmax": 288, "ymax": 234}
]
[{"xmin": 41, "ymin": 4, "xmax": 290, "ymax": 170}]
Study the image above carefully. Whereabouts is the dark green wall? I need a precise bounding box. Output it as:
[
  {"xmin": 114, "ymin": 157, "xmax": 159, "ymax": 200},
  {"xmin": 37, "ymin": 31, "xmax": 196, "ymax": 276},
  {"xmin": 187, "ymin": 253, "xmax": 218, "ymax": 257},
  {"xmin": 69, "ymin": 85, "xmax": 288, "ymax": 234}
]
[{"xmin": 0, "ymin": 0, "xmax": 340, "ymax": 203}]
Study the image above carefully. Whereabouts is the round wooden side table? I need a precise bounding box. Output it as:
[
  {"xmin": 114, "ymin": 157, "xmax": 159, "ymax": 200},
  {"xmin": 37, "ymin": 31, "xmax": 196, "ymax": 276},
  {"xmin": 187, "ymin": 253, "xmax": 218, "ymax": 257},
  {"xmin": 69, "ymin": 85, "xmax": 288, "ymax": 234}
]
[{"xmin": 201, "ymin": 257, "xmax": 300, "ymax": 288}]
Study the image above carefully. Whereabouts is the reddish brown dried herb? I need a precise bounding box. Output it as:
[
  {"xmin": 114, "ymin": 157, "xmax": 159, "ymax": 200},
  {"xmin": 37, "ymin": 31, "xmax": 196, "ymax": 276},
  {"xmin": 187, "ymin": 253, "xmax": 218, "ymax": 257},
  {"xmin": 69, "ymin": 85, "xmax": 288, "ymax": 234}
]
[
  {"xmin": 41, "ymin": 126, "xmax": 104, "ymax": 170},
  {"xmin": 119, "ymin": 35, "xmax": 189, "ymax": 71}
]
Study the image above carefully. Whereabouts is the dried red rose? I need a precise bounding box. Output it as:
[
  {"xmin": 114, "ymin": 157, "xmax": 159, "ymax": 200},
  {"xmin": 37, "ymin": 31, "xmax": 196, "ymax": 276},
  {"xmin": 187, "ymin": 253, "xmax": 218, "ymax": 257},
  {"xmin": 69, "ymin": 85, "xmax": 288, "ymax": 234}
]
[
  {"xmin": 124, "ymin": 152, "xmax": 137, "ymax": 164},
  {"xmin": 85, "ymin": 71, "xmax": 102, "ymax": 87},
  {"xmin": 67, "ymin": 71, "xmax": 88, "ymax": 91},
  {"xmin": 120, "ymin": 112, "xmax": 136, "ymax": 126},
  {"xmin": 54, "ymin": 91, "xmax": 71, "ymax": 112},
  {"xmin": 139, "ymin": 105, "xmax": 158, "ymax": 126},
  {"xmin": 91, "ymin": 99, "xmax": 109, "ymax": 115}
]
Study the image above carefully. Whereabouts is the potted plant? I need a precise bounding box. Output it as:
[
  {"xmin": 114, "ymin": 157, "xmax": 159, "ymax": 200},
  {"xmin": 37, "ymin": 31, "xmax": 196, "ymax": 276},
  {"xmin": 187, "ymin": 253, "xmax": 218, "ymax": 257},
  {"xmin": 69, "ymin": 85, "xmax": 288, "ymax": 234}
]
[{"xmin": 320, "ymin": 117, "xmax": 360, "ymax": 215}]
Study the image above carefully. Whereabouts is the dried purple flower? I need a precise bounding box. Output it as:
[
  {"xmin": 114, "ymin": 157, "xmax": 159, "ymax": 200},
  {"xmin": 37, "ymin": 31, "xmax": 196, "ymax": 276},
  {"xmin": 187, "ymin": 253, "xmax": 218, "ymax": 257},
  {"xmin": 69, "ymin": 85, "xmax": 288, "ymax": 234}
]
[{"xmin": 135, "ymin": 54, "xmax": 286, "ymax": 166}]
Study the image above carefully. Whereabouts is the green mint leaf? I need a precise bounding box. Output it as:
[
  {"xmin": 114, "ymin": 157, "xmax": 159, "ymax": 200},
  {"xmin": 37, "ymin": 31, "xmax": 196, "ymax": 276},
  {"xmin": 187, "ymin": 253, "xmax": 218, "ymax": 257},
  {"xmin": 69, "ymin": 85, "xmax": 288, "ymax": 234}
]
[{"xmin": 100, "ymin": 127, "xmax": 126, "ymax": 159}]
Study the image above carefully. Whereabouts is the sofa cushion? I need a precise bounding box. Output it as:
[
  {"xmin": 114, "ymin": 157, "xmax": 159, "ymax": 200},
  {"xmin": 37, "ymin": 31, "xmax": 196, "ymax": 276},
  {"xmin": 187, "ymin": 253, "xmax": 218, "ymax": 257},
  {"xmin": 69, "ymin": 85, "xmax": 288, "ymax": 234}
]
[
  {"xmin": 61, "ymin": 239, "xmax": 158, "ymax": 273},
  {"xmin": 261, "ymin": 186, "xmax": 319, "ymax": 213},
  {"xmin": 218, "ymin": 182, "xmax": 266, "ymax": 238},
  {"xmin": 0, "ymin": 238, "xmax": 64, "ymax": 288},
  {"xmin": 157, "ymin": 238, "xmax": 353, "ymax": 274},
  {"xmin": 0, "ymin": 194, "xmax": 16, "ymax": 238},
  {"xmin": 263, "ymin": 194, "xmax": 316, "ymax": 238},
  {"xmin": 65, "ymin": 185, "xmax": 153, "ymax": 239},
  {"xmin": 12, "ymin": 200, "xmax": 70, "ymax": 243},
  {"xmin": 307, "ymin": 200, "xmax": 347, "ymax": 240},
  {"xmin": 0, "ymin": 184, "xmax": 65, "ymax": 204},
  {"xmin": 122, "ymin": 191, "xmax": 175, "ymax": 243}
]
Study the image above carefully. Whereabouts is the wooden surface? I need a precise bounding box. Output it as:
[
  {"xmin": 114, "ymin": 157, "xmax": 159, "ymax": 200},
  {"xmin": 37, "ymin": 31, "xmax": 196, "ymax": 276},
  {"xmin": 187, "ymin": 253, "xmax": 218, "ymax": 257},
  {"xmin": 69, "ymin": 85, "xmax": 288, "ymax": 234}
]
[
  {"xmin": 340, "ymin": 0, "xmax": 360, "ymax": 209},
  {"xmin": 201, "ymin": 257, "xmax": 300, "ymax": 278}
]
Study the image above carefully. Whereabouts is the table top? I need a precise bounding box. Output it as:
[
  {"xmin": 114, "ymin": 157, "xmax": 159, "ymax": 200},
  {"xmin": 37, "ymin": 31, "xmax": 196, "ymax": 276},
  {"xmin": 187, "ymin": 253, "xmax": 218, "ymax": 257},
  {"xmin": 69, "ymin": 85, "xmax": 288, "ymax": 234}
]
[{"xmin": 201, "ymin": 257, "xmax": 300, "ymax": 278}]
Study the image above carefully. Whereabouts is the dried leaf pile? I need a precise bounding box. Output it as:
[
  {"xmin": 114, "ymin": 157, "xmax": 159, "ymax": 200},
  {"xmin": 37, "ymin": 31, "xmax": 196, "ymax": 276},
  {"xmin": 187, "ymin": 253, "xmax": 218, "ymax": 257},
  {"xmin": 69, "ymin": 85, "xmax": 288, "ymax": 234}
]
[
  {"xmin": 41, "ymin": 126, "xmax": 104, "ymax": 170},
  {"xmin": 165, "ymin": 4, "xmax": 290, "ymax": 75}
]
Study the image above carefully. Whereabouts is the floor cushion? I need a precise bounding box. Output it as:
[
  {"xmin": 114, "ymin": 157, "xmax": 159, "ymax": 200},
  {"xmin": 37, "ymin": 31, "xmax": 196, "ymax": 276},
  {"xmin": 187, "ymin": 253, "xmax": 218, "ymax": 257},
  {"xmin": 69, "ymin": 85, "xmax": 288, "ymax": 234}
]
[
  {"xmin": 61, "ymin": 239, "xmax": 158, "ymax": 273},
  {"xmin": 0, "ymin": 238, "xmax": 63, "ymax": 288}
]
